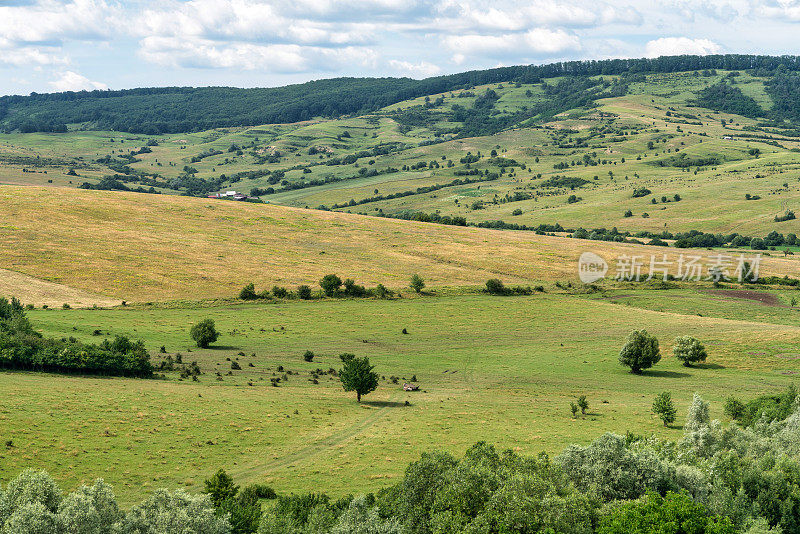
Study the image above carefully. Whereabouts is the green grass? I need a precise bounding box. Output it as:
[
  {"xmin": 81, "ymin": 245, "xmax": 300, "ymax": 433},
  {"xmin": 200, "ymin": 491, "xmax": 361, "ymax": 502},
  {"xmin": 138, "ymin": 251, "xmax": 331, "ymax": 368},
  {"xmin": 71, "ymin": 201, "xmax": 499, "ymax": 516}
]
[{"xmin": 2, "ymin": 290, "xmax": 798, "ymax": 504}]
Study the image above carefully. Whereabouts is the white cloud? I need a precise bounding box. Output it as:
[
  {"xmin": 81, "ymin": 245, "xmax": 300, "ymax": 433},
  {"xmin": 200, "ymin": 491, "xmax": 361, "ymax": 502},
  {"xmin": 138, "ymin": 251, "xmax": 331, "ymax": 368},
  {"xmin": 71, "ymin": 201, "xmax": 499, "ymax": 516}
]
[
  {"xmin": 0, "ymin": 38, "xmax": 68, "ymax": 65},
  {"xmin": 388, "ymin": 59, "xmax": 441, "ymax": 78},
  {"xmin": 443, "ymin": 28, "xmax": 580, "ymax": 60},
  {"xmin": 139, "ymin": 36, "xmax": 377, "ymax": 72},
  {"xmin": 137, "ymin": 0, "xmax": 376, "ymax": 46},
  {"xmin": 48, "ymin": 71, "xmax": 108, "ymax": 91},
  {"xmin": 645, "ymin": 37, "xmax": 722, "ymax": 58},
  {"xmin": 758, "ymin": 0, "xmax": 800, "ymax": 21},
  {"xmin": 0, "ymin": 0, "xmax": 115, "ymax": 43}
]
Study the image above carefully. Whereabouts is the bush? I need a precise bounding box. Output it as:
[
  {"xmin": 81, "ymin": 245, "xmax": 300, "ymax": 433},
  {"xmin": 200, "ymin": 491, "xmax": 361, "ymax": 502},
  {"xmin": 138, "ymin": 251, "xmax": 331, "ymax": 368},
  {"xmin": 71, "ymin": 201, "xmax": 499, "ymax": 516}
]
[
  {"xmin": 320, "ymin": 274, "xmax": 342, "ymax": 297},
  {"xmin": 303, "ymin": 350, "xmax": 315, "ymax": 362},
  {"xmin": 598, "ymin": 491, "xmax": 735, "ymax": 534},
  {"xmin": 297, "ymin": 285, "xmax": 312, "ymax": 300},
  {"xmin": 410, "ymin": 274, "xmax": 425, "ymax": 293},
  {"xmin": 190, "ymin": 319, "xmax": 219, "ymax": 348},
  {"xmin": 342, "ymin": 279, "xmax": 367, "ymax": 297},
  {"xmin": 672, "ymin": 336, "xmax": 707, "ymax": 367},
  {"xmin": 272, "ymin": 286, "xmax": 288, "ymax": 298},
  {"xmin": 652, "ymin": 392, "xmax": 677, "ymax": 426},
  {"xmin": 485, "ymin": 278, "xmax": 508, "ymax": 295},
  {"xmin": 239, "ymin": 283, "xmax": 258, "ymax": 300},
  {"xmin": 619, "ymin": 330, "xmax": 661, "ymax": 374}
]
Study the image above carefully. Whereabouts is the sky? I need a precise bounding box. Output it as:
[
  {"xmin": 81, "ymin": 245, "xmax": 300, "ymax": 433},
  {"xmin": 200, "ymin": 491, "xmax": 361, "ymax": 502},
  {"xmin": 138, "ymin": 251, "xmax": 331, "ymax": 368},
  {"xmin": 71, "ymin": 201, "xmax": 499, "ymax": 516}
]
[{"xmin": 0, "ymin": 0, "xmax": 799, "ymax": 96}]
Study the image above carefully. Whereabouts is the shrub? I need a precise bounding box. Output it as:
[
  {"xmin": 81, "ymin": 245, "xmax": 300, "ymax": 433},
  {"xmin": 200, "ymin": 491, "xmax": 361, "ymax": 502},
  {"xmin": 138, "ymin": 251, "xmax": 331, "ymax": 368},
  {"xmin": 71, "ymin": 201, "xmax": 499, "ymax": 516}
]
[
  {"xmin": 652, "ymin": 392, "xmax": 677, "ymax": 426},
  {"xmin": 303, "ymin": 350, "xmax": 315, "ymax": 362},
  {"xmin": 343, "ymin": 279, "xmax": 366, "ymax": 297},
  {"xmin": 485, "ymin": 278, "xmax": 507, "ymax": 295},
  {"xmin": 410, "ymin": 274, "xmax": 425, "ymax": 293},
  {"xmin": 230, "ymin": 361, "xmax": 241, "ymax": 370},
  {"xmin": 632, "ymin": 187, "xmax": 652, "ymax": 198},
  {"xmin": 598, "ymin": 491, "xmax": 735, "ymax": 534},
  {"xmin": 272, "ymin": 286, "xmax": 288, "ymax": 298},
  {"xmin": 238, "ymin": 283, "xmax": 257, "ymax": 300},
  {"xmin": 672, "ymin": 336, "xmax": 707, "ymax": 367},
  {"xmin": 190, "ymin": 319, "xmax": 219, "ymax": 348},
  {"xmin": 320, "ymin": 274, "xmax": 342, "ymax": 297},
  {"xmin": 619, "ymin": 330, "xmax": 661, "ymax": 374},
  {"xmin": 297, "ymin": 285, "xmax": 312, "ymax": 300}
]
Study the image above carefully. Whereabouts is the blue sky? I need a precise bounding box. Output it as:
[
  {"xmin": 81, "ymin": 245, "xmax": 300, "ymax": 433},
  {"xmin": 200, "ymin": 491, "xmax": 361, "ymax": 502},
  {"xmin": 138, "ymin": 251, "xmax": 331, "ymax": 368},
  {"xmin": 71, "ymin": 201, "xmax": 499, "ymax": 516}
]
[{"xmin": 0, "ymin": 0, "xmax": 798, "ymax": 96}]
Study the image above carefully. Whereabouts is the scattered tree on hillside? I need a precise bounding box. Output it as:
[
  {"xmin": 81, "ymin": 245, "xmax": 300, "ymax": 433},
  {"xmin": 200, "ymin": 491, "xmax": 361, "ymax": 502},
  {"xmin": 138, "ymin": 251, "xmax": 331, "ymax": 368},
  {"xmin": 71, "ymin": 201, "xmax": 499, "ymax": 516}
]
[
  {"xmin": 653, "ymin": 392, "xmax": 677, "ymax": 427},
  {"xmin": 577, "ymin": 395, "xmax": 589, "ymax": 415},
  {"xmin": 619, "ymin": 330, "xmax": 661, "ymax": 374},
  {"xmin": 320, "ymin": 274, "xmax": 343, "ymax": 297},
  {"xmin": 239, "ymin": 283, "xmax": 257, "ymax": 300},
  {"xmin": 338, "ymin": 354, "xmax": 378, "ymax": 402},
  {"xmin": 410, "ymin": 274, "xmax": 425, "ymax": 293},
  {"xmin": 672, "ymin": 336, "xmax": 707, "ymax": 367},
  {"xmin": 191, "ymin": 319, "xmax": 219, "ymax": 348}
]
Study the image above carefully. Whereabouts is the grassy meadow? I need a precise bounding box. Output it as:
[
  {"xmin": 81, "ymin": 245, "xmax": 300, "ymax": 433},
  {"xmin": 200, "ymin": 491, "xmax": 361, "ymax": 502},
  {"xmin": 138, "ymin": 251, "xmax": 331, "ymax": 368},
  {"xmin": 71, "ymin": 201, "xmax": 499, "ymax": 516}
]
[
  {"xmin": 2, "ymin": 64, "xmax": 800, "ymax": 515},
  {"xmin": 1, "ymin": 289, "xmax": 798, "ymax": 505}
]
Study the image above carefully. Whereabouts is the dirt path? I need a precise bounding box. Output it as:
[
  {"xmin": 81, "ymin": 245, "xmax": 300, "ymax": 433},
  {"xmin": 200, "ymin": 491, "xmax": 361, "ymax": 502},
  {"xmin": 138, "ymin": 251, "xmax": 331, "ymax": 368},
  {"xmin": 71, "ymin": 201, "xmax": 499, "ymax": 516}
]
[{"xmin": 226, "ymin": 395, "xmax": 403, "ymax": 483}]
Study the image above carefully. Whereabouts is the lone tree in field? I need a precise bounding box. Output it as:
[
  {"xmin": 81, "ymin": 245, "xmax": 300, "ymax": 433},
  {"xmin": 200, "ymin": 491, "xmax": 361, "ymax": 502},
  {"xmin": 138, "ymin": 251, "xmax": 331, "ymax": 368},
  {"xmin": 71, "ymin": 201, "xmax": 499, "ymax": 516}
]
[
  {"xmin": 338, "ymin": 353, "xmax": 378, "ymax": 402},
  {"xmin": 619, "ymin": 330, "xmax": 661, "ymax": 374},
  {"xmin": 320, "ymin": 274, "xmax": 342, "ymax": 297},
  {"xmin": 191, "ymin": 319, "xmax": 219, "ymax": 348},
  {"xmin": 410, "ymin": 274, "xmax": 425, "ymax": 293},
  {"xmin": 672, "ymin": 336, "xmax": 707, "ymax": 367},
  {"xmin": 577, "ymin": 395, "xmax": 589, "ymax": 415},
  {"xmin": 653, "ymin": 391, "xmax": 677, "ymax": 427}
]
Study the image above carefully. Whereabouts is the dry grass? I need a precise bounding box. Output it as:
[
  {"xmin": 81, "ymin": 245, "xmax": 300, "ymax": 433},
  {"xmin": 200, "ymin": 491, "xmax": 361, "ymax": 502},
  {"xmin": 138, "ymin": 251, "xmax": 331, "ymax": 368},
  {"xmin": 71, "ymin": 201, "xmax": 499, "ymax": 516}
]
[
  {"xmin": 1, "ymin": 185, "xmax": 798, "ymax": 303},
  {"xmin": 0, "ymin": 268, "xmax": 119, "ymax": 308}
]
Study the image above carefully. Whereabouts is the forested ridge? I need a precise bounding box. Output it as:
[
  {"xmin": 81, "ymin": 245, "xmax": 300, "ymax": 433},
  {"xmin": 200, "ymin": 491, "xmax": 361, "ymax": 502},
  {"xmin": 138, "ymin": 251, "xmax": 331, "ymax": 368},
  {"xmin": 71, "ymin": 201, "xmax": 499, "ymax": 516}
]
[{"xmin": 5, "ymin": 54, "xmax": 800, "ymax": 134}]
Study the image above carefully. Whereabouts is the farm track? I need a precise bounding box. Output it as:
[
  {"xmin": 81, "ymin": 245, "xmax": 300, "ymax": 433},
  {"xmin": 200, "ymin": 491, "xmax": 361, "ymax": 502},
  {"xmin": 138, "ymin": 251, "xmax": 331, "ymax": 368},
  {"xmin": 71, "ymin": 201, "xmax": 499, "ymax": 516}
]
[{"xmin": 226, "ymin": 394, "xmax": 403, "ymax": 483}]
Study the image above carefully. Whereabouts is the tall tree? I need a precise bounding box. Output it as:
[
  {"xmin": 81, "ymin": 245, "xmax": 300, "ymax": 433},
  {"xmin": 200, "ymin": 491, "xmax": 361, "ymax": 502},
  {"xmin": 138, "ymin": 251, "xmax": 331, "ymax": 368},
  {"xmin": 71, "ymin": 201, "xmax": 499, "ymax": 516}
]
[{"xmin": 338, "ymin": 354, "xmax": 378, "ymax": 402}]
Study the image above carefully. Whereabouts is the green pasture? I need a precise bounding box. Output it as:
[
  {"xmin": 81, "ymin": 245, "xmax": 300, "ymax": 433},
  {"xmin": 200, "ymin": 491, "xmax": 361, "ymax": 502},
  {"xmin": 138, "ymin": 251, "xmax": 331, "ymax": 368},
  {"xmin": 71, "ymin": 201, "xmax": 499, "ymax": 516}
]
[{"xmin": 2, "ymin": 289, "xmax": 798, "ymax": 505}]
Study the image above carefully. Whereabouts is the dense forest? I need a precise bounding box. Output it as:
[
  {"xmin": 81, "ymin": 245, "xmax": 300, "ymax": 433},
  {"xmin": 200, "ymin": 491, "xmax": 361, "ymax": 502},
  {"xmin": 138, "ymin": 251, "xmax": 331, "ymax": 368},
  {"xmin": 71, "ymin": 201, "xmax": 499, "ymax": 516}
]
[{"xmin": 5, "ymin": 54, "xmax": 800, "ymax": 134}]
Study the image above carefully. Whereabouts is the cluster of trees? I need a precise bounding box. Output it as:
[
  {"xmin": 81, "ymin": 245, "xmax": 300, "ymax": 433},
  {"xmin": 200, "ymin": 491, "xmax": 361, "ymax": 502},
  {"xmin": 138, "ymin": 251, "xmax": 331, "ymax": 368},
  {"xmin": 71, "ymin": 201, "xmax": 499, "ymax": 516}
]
[
  {"xmin": 238, "ymin": 279, "xmax": 395, "ymax": 302},
  {"xmin": 329, "ymin": 174, "xmax": 499, "ymax": 210},
  {"xmin": 570, "ymin": 225, "xmax": 799, "ymax": 251},
  {"xmin": 0, "ymin": 469, "xmax": 230, "ymax": 533},
  {"xmin": 619, "ymin": 330, "xmax": 707, "ymax": 374},
  {"xmin": 0, "ymin": 297, "xmax": 153, "ymax": 377},
  {"xmin": 695, "ymin": 82, "xmax": 765, "ymax": 118},
  {"xmin": 484, "ymin": 278, "xmax": 538, "ymax": 296}
]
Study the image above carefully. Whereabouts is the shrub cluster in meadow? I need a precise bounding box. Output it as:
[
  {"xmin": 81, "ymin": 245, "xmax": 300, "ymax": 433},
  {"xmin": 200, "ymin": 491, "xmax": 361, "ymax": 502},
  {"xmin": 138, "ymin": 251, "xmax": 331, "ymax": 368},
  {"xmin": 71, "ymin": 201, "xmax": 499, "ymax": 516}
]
[{"xmin": 0, "ymin": 298, "xmax": 152, "ymax": 377}]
